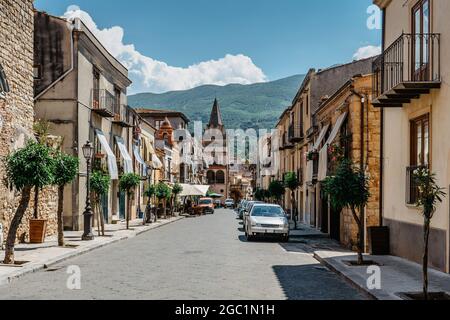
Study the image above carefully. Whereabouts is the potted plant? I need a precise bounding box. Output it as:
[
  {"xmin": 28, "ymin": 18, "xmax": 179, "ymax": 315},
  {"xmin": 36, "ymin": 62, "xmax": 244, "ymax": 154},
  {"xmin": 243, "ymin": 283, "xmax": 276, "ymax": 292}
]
[
  {"xmin": 323, "ymin": 159, "xmax": 370, "ymax": 265},
  {"xmin": 119, "ymin": 173, "xmax": 141, "ymax": 230},
  {"xmin": 306, "ymin": 150, "xmax": 319, "ymax": 161},
  {"xmin": 91, "ymin": 171, "xmax": 110, "ymax": 236},
  {"xmin": 3, "ymin": 141, "xmax": 55, "ymax": 264},
  {"xmin": 53, "ymin": 151, "xmax": 79, "ymax": 247}
]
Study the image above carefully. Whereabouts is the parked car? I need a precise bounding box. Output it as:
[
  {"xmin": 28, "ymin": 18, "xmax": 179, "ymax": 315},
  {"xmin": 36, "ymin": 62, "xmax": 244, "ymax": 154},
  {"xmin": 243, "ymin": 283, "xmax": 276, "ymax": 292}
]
[
  {"xmin": 224, "ymin": 199, "xmax": 235, "ymax": 208},
  {"xmin": 244, "ymin": 204, "xmax": 289, "ymax": 242},
  {"xmin": 197, "ymin": 197, "xmax": 215, "ymax": 214},
  {"xmin": 237, "ymin": 200, "xmax": 248, "ymax": 219},
  {"xmin": 242, "ymin": 201, "xmax": 264, "ymax": 225}
]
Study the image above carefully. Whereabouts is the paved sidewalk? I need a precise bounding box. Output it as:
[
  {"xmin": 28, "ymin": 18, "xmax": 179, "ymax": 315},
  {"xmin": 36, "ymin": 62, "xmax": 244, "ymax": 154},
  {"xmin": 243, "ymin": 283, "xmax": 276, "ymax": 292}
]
[
  {"xmin": 0, "ymin": 216, "xmax": 183, "ymax": 286},
  {"xmin": 314, "ymin": 250, "xmax": 450, "ymax": 300}
]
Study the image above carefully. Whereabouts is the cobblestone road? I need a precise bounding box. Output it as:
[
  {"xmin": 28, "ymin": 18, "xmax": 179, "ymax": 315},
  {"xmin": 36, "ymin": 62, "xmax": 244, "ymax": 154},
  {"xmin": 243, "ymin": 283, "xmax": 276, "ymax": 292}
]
[{"xmin": 0, "ymin": 209, "xmax": 366, "ymax": 300}]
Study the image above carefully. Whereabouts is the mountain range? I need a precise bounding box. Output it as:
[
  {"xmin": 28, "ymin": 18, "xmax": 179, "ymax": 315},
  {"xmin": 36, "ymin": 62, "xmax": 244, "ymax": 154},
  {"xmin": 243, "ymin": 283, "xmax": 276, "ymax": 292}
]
[{"xmin": 127, "ymin": 74, "xmax": 305, "ymax": 131}]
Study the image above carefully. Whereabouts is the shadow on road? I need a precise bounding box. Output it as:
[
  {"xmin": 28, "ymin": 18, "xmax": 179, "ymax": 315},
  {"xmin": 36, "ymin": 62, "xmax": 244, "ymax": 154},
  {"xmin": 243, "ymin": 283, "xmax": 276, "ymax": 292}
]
[{"xmin": 272, "ymin": 265, "xmax": 365, "ymax": 300}]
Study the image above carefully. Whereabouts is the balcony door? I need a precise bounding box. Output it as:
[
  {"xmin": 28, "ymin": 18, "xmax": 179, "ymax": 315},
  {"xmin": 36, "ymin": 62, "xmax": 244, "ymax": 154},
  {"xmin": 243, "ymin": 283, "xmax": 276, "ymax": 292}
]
[{"xmin": 412, "ymin": 0, "xmax": 430, "ymax": 81}]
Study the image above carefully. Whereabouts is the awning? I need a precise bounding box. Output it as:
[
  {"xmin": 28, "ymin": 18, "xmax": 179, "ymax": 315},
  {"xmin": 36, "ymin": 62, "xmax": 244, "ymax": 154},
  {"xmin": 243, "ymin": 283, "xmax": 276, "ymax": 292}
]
[
  {"xmin": 152, "ymin": 154, "xmax": 163, "ymax": 169},
  {"xmin": 317, "ymin": 112, "xmax": 348, "ymax": 181},
  {"xmin": 313, "ymin": 124, "xmax": 330, "ymax": 150},
  {"xmin": 115, "ymin": 136, "xmax": 133, "ymax": 174},
  {"xmin": 178, "ymin": 184, "xmax": 210, "ymax": 197},
  {"xmin": 95, "ymin": 129, "xmax": 118, "ymax": 180},
  {"xmin": 133, "ymin": 144, "xmax": 147, "ymax": 176}
]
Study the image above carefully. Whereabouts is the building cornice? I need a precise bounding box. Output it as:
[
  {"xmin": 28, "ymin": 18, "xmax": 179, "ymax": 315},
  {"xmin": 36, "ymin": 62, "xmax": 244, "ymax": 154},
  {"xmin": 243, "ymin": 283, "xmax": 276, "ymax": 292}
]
[{"xmin": 373, "ymin": 0, "xmax": 392, "ymax": 9}]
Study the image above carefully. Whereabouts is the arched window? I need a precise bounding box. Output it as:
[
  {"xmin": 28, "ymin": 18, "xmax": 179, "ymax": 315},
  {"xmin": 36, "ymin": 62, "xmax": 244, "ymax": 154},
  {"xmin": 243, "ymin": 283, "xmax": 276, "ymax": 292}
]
[
  {"xmin": 207, "ymin": 170, "xmax": 216, "ymax": 185},
  {"xmin": 216, "ymin": 170, "xmax": 225, "ymax": 184}
]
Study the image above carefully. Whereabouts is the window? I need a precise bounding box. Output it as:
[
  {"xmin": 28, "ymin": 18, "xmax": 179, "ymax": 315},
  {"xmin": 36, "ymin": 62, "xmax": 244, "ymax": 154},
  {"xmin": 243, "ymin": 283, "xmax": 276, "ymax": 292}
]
[
  {"xmin": 216, "ymin": 170, "xmax": 225, "ymax": 184},
  {"xmin": 33, "ymin": 65, "xmax": 42, "ymax": 80},
  {"xmin": 412, "ymin": 0, "xmax": 431, "ymax": 80},
  {"xmin": 155, "ymin": 120, "xmax": 163, "ymax": 129},
  {"xmin": 0, "ymin": 63, "xmax": 9, "ymax": 97},
  {"xmin": 114, "ymin": 87, "xmax": 121, "ymax": 114},
  {"xmin": 207, "ymin": 171, "xmax": 216, "ymax": 184},
  {"xmin": 407, "ymin": 114, "xmax": 430, "ymax": 205},
  {"xmin": 410, "ymin": 114, "xmax": 430, "ymax": 166},
  {"xmin": 305, "ymin": 95, "xmax": 309, "ymax": 115},
  {"xmin": 93, "ymin": 69, "xmax": 100, "ymax": 108}
]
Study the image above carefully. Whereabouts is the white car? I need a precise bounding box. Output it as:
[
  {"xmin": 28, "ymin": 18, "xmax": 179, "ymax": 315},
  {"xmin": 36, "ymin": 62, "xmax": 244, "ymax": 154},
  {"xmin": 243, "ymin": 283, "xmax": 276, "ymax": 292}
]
[
  {"xmin": 224, "ymin": 199, "xmax": 235, "ymax": 208},
  {"xmin": 244, "ymin": 204, "xmax": 289, "ymax": 242}
]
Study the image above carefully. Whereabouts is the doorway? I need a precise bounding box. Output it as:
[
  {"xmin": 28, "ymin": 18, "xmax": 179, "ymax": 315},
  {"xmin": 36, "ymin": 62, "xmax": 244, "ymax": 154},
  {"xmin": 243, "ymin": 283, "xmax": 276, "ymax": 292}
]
[{"xmin": 119, "ymin": 191, "xmax": 126, "ymax": 220}]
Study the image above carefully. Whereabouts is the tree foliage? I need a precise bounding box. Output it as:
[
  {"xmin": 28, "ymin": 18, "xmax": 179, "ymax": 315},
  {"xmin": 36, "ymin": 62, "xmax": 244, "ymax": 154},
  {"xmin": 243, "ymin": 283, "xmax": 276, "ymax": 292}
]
[
  {"xmin": 172, "ymin": 183, "xmax": 183, "ymax": 197},
  {"xmin": 284, "ymin": 172, "xmax": 300, "ymax": 191},
  {"xmin": 268, "ymin": 180, "xmax": 284, "ymax": 201},
  {"xmin": 119, "ymin": 173, "xmax": 141, "ymax": 195},
  {"xmin": 91, "ymin": 171, "xmax": 110, "ymax": 196},
  {"xmin": 53, "ymin": 151, "xmax": 79, "ymax": 187},
  {"xmin": 413, "ymin": 167, "xmax": 446, "ymax": 219},
  {"xmin": 155, "ymin": 182, "xmax": 172, "ymax": 200},
  {"xmin": 323, "ymin": 160, "xmax": 370, "ymax": 211},
  {"xmin": 144, "ymin": 184, "xmax": 156, "ymax": 198},
  {"xmin": 6, "ymin": 141, "xmax": 55, "ymax": 191}
]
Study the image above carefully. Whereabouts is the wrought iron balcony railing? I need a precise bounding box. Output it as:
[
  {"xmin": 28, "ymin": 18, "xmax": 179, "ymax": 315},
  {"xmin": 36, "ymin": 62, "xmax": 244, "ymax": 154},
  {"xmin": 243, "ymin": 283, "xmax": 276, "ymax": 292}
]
[
  {"xmin": 91, "ymin": 89, "xmax": 115, "ymax": 117},
  {"xmin": 288, "ymin": 125, "xmax": 304, "ymax": 143},
  {"xmin": 372, "ymin": 33, "xmax": 441, "ymax": 107}
]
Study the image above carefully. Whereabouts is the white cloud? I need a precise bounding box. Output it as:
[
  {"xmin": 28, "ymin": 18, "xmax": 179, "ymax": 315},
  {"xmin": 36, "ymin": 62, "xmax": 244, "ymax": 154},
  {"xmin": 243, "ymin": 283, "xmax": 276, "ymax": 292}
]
[
  {"xmin": 62, "ymin": 6, "xmax": 267, "ymax": 94},
  {"xmin": 352, "ymin": 45, "xmax": 381, "ymax": 61}
]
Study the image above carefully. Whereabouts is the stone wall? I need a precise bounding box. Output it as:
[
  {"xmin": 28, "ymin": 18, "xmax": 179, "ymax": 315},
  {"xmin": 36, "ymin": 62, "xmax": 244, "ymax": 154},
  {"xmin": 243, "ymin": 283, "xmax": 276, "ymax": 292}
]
[{"xmin": 0, "ymin": 0, "xmax": 58, "ymax": 243}]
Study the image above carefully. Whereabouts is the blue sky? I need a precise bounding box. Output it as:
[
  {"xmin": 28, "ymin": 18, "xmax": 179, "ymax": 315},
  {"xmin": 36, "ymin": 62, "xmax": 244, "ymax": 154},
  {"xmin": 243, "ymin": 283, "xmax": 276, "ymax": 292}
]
[{"xmin": 34, "ymin": 0, "xmax": 381, "ymax": 94}]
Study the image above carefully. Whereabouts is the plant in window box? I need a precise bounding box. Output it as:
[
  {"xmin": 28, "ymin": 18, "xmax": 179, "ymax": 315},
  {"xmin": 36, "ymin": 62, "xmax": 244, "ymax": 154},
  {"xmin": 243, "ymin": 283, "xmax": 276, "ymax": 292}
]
[
  {"xmin": 94, "ymin": 152, "xmax": 106, "ymax": 159},
  {"xmin": 306, "ymin": 150, "xmax": 319, "ymax": 161}
]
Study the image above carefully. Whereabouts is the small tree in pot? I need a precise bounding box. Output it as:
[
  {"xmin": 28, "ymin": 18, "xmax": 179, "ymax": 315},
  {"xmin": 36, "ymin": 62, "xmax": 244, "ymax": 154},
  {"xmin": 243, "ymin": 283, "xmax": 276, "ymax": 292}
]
[
  {"xmin": 171, "ymin": 183, "xmax": 183, "ymax": 215},
  {"xmin": 413, "ymin": 167, "xmax": 446, "ymax": 300},
  {"xmin": 53, "ymin": 151, "xmax": 79, "ymax": 246},
  {"xmin": 323, "ymin": 159, "xmax": 370, "ymax": 265},
  {"xmin": 155, "ymin": 182, "xmax": 172, "ymax": 219},
  {"xmin": 144, "ymin": 184, "xmax": 156, "ymax": 223},
  {"xmin": 90, "ymin": 171, "xmax": 110, "ymax": 236},
  {"xmin": 119, "ymin": 173, "xmax": 141, "ymax": 230},
  {"xmin": 3, "ymin": 141, "xmax": 55, "ymax": 264}
]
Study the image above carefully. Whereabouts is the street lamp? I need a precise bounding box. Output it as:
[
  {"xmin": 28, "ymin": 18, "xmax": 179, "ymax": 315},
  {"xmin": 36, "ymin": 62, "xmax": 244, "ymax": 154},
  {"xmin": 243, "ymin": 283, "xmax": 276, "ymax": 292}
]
[{"xmin": 82, "ymin": 141, "xmax": 94, "ymax": 241}]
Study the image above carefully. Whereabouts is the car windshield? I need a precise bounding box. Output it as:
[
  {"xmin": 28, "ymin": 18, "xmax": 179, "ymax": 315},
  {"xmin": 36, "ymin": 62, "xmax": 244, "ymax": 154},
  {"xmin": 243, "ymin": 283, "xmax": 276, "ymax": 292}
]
[
  {"xmin": 251, "ymin": 206, "xmax": 285, "ymax": 217},
  {"xmin": 199, "ymin": 199, "xmax": 212, "ymax": 205}
]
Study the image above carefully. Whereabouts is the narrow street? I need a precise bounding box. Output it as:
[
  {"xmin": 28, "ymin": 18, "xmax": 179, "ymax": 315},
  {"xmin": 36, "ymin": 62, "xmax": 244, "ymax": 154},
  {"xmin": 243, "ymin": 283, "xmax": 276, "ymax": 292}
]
[{"xmin": 0, "ymin": 210, "xmax": 365, "ymax": 300}]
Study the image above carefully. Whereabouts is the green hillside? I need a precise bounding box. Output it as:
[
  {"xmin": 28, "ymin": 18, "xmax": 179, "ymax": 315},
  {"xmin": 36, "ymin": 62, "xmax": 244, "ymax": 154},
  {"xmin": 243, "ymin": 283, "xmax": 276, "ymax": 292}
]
[{"xmin": 128, "ymin": 74, "xmax": 305, "ymax": 131}]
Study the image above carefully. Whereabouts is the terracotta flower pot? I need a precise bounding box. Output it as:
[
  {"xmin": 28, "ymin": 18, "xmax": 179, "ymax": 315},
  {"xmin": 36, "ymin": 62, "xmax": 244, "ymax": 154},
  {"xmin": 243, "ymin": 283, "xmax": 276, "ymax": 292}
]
[{"xmin": 29, "ymin": 219, "xmax": 47, "ymax": 244}]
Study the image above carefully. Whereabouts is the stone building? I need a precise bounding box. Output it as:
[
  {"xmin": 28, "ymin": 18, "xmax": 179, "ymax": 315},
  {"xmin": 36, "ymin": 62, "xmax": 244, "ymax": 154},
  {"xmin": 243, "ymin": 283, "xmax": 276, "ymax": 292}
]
[
  {"xmin": 314, "ymin": 74, "xmax": 381, "ymax": 249},
  {"xmin": 0, "ymin": 0, "xmax": 58, "ymax": 242}
]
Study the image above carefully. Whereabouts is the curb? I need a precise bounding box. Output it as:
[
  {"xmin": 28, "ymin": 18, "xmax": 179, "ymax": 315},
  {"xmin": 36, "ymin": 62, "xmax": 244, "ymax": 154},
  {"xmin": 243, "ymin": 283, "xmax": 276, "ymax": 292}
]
[
  {"xmin": 313, "ymin": 252, "xmax": 381, "ymax": 300},
  {"xmin": 0, "ymin": 217, "xmax": 184, "ymax": 286}
]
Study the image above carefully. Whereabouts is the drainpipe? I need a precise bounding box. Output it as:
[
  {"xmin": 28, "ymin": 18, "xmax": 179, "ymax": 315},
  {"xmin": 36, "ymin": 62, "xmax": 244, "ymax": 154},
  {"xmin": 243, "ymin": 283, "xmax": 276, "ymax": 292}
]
[{"xmin": 379, "ymin": 8, "xmax": 386, "ymax": 227}]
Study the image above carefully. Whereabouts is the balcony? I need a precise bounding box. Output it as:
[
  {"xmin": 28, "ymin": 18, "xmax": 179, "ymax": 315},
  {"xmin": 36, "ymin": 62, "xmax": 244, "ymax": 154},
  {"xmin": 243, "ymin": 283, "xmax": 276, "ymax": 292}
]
[
  {"xmin": 288, "ymin": 125, "xmax": 304, "ymax": 143},
  {"xmin": 372, "ymin": 33, "xmax": 441, "ymax": 108},
  {"xmin": 113, "ymin": 104, "xmax": 133, "ymax": 127},
  {"xmin": 279, "ymin": 132, "xmax": 294, "ymax": 150},
  {"xmin": 91, "ymin": 89, "xmax": 115, "ymax": 117}
]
